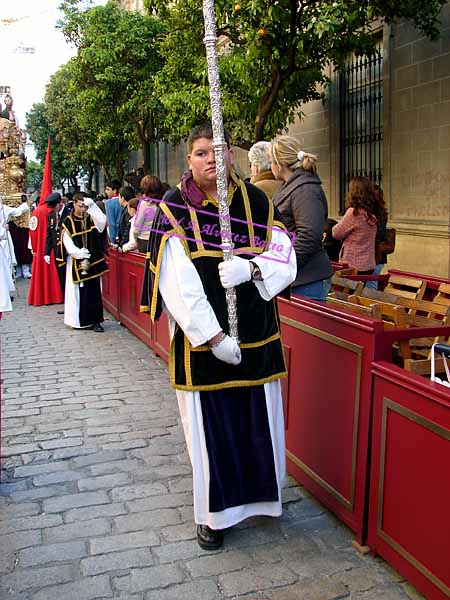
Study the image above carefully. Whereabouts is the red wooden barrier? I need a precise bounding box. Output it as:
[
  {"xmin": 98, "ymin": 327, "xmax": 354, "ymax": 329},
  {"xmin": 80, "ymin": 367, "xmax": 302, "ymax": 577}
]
[
  {"xmin": 278, "ymin": 296, "xmax": 391, "ymax": 543},
  {"xmin": 368, "ymin": 361, "xmax": 450, "ymax": 600},
  {"xmin": 102, "ymin": 250, "xmax": 120, "ymax": 320},
  {"xmin": 102, "ymin": 249, "xmax": 169, "ymax": 362}
]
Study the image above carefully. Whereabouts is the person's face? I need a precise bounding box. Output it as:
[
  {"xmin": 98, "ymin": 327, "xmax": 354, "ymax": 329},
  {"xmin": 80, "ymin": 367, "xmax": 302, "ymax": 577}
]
[
  {"xmin": 251, "ymin": 163, "xmax": 259, "ymax": 177},
  {"xmin": 187, "ymin": 137, "xmax": 233, "ymax": 190},
  {"xmin": 5, "ymin": 96, "xmax": 12, "ymax": 108},
  {"xmin": 127, "ymin": 206, "xmax": 136, "ymax": 217},
  {"xmin": 73, "ymin": 199, "xmax": 87, "ymax": 217},
  {"xmin": 105, "ymin": 186, "xmax": 115, "ymax": 199},
  {"xmin": 119, "ymin": 195, "xmax": 127, "ymax": 207}
]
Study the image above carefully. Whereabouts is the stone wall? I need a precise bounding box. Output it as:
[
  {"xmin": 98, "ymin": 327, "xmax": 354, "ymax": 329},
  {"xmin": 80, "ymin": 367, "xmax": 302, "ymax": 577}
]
[{"xmin": 387, "ymin": 4, "xmax": 450, "ymax": 276}]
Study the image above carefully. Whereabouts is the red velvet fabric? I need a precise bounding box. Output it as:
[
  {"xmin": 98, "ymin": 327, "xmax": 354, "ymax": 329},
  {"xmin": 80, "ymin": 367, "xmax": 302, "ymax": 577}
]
[{"xmin": 28, "ymin": 204, "xmax": 62, "ymax": 306}]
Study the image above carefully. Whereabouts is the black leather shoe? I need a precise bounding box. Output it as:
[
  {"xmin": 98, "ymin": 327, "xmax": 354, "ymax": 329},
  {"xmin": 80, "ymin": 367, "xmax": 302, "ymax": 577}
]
[
  {"xmin": 196, "ymin": 525, "xmax": 223, "ymax": 550},
  {"xmin": 92, "ymin": 323, "xmax": 104, "ymax": 332},
  {"xmin": 57, "ymin": 310, "xmax": 64, "ymax": 315}
]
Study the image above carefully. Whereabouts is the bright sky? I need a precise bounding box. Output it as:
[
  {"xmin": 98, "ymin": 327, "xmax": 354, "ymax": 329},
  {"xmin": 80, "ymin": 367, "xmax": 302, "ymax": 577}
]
[{"xmin": 1, "ymin": 0, "xmax": 106, "ymax": 159}]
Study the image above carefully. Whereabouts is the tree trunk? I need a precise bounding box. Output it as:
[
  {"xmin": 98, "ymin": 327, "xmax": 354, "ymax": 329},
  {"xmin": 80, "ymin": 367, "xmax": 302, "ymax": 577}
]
[
  {"xmin": 87, "ymin": 163, "xmax": 94, "ymax": 190},
  {"xmin": 142, "ymin": 140, "xmax": 151, "ymax": 174}
]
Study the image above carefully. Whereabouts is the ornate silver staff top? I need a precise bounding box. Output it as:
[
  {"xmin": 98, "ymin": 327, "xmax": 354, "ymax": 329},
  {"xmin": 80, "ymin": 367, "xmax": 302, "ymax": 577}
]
[{"xmin": 202, "ymin": 0, "xmax": 239, "ymax": 342}]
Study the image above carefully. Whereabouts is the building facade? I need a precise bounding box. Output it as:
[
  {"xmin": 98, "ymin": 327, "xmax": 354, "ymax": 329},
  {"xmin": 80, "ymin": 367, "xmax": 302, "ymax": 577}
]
[{"xmin": 286, "ymin": 6, "xmax": 450, "ymax": 277}]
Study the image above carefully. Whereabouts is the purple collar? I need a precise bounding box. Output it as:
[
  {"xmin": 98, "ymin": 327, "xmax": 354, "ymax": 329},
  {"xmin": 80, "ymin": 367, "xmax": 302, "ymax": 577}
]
[{"xmin": 180, "ymin": 170, "xmax": 206, "ymax": 208}]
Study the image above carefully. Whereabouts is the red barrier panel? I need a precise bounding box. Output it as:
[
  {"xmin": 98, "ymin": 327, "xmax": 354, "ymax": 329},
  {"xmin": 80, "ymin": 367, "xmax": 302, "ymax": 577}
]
[
  {"xmin": 102, "ymin": 249, "xmax": 169, "ymax": 362},
  {"xmin": 368, "ymin": 362, "xmax": 450, "ymax": 600},
  {"xmin": 278, "ymin": 296, "xmax": 391, "ymax": 543},
  {"xmin": 102, "ymin": 251, "xmax": 120, "ymax": 320}
]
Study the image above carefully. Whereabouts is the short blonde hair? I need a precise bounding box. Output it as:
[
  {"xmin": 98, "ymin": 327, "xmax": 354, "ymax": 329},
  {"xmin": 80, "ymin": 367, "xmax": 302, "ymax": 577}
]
[
  {"xmin": 248, "ymin": 141, "xmax": 271, "ymax": 172},
  {"xmin": 268, "ymin": 135, "xmax": 318, "ymax": 174}
]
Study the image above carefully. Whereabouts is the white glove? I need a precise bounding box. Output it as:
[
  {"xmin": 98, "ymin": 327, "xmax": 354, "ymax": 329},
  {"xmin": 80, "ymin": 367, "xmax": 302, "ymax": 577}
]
[
  {"xmin": 211, "ymin": 335, "xmax": 241, "ymax": 365},
  {"xmin": 218, "ymin": 256, "xmax": 252, "ymax": 289},
  {"xmin": 72, "ymin": 247, "xmax": 91, "ymax": 260},
  {"xmin": 83, "ymin": 198, "xmax": 94, "ymax": 208},
  {"xmin": 43, "ymin": 255, "xmax": 51, "ymax": 265}
]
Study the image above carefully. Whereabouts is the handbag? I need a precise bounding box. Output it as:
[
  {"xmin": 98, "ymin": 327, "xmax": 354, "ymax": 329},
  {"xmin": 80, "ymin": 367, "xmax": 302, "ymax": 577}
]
[{"xmin": 375, "ymin": 227, "xmax": 396, "ymax": 263}]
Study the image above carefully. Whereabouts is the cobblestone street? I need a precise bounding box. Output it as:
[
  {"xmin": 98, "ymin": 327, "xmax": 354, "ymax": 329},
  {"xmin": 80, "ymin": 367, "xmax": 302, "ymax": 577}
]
[{"xmin": 0, "ymin": 279, "xmax": 423, "ymax": 600}]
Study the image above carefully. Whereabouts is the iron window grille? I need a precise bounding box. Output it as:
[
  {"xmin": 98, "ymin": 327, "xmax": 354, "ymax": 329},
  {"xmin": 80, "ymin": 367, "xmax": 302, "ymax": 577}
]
[{"xmin": 339, "ymin": 44, "xmax": 384, "ymax": 210}]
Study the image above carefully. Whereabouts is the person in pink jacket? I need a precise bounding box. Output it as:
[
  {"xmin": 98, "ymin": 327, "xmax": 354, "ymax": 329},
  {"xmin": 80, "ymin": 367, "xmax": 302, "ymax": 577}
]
[{"xmin": 332, "ymin": 176, "xmax": 377, "ymax": 274}]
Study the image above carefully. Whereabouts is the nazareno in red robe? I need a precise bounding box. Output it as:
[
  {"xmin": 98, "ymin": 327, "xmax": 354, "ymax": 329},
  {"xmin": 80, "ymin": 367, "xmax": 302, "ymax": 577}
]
[{"xmin": 28, "ymin": 204, "xmax": 63, "ymax": 306}]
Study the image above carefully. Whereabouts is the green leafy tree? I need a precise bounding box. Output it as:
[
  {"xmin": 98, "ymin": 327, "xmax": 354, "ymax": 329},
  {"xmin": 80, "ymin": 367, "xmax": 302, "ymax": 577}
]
[
  {"xmin": 58, "ymin": 0, "xmax": 167, "ymax": 175},
  {"xmin": 26, "ymin": 160, "xmax": 43, "ymax": 192},
  {"xmin": 147, "ymin": 0, "xmax": 446, "ymax": 148},
  {"xmin": 45, "ymin": 62, "xmax": 103, "ymax": 186},
  {"xmin": 25, "ymin": 102, "xmax": 79, "ymax": 188}
]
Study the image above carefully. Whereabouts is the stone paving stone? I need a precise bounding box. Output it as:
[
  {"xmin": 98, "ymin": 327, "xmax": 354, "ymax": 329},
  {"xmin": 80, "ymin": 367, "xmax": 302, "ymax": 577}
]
[
  {"xmin": 0, "ymin": 565, "xmax": 74, "ymax": 594},
  {"xmin": 186, "ymin": 549, "xmax": 255, "ymax": 578},
  {"xmin": 160, "ymin": 522, "xmax": 198, "ymax": 543},
  {"xmin": 114, "ymin": 509, "xmax": 181, "ymax": 533},
  {"xmin": 288, "ymin": 550, "xmax": 363, "ymax": 579},
  {"xmin": 89, "ymin": 530, "xmax": 160, "ymax": 555},
  {"xmin": 167, "ymin": 477, "xmax": 193, "ymax": 494},
  {"xmin": 43, "ymin": 518, "xmax": 111, "ymax": 543},
  {"xmin": 153, "ymin": 539, "xmax": 214, "ymax": 563},
  {"xmin": 3, "ymin": 529, "xmax": 42, "ymax": 551},
  {"xmin": 0, "ymin": 513, "xmax": 63, "ymax": 535},
  {"xmin": 144, "ymin": 580, "xmax": 221, "ymax": 600},
  {"xmin": 52, "ymin": 447, "xmax": 96, "ymax": 460},
  {"xmin": 80, "ymin": 548, "xmax": 154, "ymax": 576},
  {"xmin": 1, "ymin": 443, "xmax": 40, "ymax": 456},
  {"xmin": 19, "ymin": 540, "xmax": 87, "ymax": 567},
  {"xmin": 269, "ymin": 577, "xmax": 351, "ymax": 600},
  {"xmin": 114, "ymin": 564, "xmax": 185, "ymax": 593},
  {"xmin": 77, "ymin": 472, "xmax": 131, "ymax": 491},
  {"xmin": 218, "ymin": 564, "xmax": 297, "ymax": 597},
  {"xmin": 110, "ymin": 481, "xmax": 168, "ymax": 502},
  {"xmin": 126, "ymin": 491, "xmax": 192, "ymax": 513},
  {"xmin": 352, "ymin": 585, "xmax": 411, "ymax": 599},
  {"xmin": 70, "ymin": 449, "xmax": 126, "ymax": 467},
  {"xmin": 0, "ymin": 502, "xmax": 41, "ymax": 520},
  {"xmin": 38, "ymin": 438, "xmax": 83, "ymax": 450},
  {"xmin": 33, "ymin": 470, "xmax": 83, "ymax": 486},
  {"xmin": 330, "ymin": 566, "xmax": 387, "ymax": 594},
  {"xmin": 64, "ymin": 502, "xmax": 127, "ymax": 523},
  {"xmin": 43, "ymin": 491, "xmax": 110, "ymax": 513},
  {"xmin": 31, "ymin": 574, "xmax": 113, "ymax": 600}
]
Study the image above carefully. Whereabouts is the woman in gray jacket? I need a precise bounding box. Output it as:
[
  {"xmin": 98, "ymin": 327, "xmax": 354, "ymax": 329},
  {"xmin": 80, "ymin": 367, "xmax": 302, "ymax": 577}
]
[{"xmin": 269, "ymin": 136, "xmax": 332, "ymax": 301}]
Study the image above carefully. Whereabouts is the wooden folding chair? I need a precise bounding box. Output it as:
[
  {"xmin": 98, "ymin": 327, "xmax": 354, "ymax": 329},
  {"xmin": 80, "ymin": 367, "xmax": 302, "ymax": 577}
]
[
  {"xmin": 329, "ymin": 275, "xmax": 364, "ymax": 297},
  {"xmin": 384, "ymin": 274, "xmax": 426, "ymax": 302},
  {"xmin": 327, "ymin": 296, "xmax": 381, "ymax": 319}
]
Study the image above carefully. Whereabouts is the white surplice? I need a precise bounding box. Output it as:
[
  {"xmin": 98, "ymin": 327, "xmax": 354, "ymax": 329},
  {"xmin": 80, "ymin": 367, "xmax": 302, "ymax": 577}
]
[
  {"xmin": 62, "ymin": 203, "xmax": 106, "ymax": 328},
  {"xmin": 158, "ymin": 226, "xmax": 296, "ymax": 529},
  {"xmin": 0, "ymin": 222, "xmax": 14, "ymax": 312}
]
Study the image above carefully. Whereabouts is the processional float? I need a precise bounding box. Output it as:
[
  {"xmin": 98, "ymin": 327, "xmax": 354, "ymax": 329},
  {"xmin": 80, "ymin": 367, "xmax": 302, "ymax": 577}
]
[{"xmin": 0, "ymin": 94, "xmax": 29, "ymax": 226}]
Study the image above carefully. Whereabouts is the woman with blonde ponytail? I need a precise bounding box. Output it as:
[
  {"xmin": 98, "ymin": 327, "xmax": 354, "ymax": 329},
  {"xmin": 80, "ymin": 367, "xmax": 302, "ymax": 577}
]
[{"xmin": 269, "ymin": 136, "xmax": 332, "ymax": 300}]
